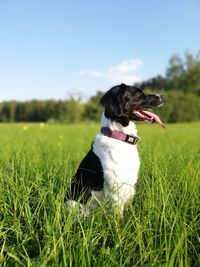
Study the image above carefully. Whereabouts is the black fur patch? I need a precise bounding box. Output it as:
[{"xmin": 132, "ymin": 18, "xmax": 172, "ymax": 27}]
[{"xmin": 67, "ymin": 148, "xmax": 104, "ymax": 204}]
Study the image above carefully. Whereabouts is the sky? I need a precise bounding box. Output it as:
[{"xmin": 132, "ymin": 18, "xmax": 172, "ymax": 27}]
[{"xmin": 0, "ymin": 0, "xmax": 199, "ymax": 101}]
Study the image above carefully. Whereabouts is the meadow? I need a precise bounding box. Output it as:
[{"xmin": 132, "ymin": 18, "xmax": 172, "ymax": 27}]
[{"xmin": 0, "ymin": 122, "xmax": 199, "ymax": 266}]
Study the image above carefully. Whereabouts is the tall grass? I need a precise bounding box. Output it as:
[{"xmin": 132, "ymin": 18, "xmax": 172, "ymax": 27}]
[{"xmin": 0, "ymin": 122, "xmax": 199, "ymax": 266}]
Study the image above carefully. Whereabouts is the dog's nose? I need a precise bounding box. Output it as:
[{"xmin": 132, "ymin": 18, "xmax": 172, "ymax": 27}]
[{"xmin": 160, "ymin": 95, "xmax": 166, "ymax": 101}]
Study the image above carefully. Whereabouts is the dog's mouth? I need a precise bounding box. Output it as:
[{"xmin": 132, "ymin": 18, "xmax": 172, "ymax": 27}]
[{"xmin": 133, "ymin": 109, "xmax": 165, "ymax": 128}]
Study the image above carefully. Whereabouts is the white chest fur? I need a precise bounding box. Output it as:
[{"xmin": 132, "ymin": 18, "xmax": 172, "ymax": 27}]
[{"xmin": 93, "ymin": 113, "xmax": 140, "ymax": 214}]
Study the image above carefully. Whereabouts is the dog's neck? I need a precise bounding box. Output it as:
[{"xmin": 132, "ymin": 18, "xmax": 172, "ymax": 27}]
[{"xmin": 101, "ymin": 112, "xmax": 138, "ymax": 137}]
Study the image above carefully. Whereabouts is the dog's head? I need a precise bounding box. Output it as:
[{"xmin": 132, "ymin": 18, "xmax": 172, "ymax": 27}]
[{"xmin": 100, "ymin": 83, "xmax": 165, "ymax": 126}]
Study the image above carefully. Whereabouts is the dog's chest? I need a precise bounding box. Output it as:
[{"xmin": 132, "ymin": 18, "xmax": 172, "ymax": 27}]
[{"xmin": 93, "ymin": 134, "xmax": 140, "ymax": 184}]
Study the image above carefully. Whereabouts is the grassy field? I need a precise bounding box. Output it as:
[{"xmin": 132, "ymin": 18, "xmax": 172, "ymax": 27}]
[{"xmin": 0, "ymin": 122, "xmax": 199, "ymax": 267}]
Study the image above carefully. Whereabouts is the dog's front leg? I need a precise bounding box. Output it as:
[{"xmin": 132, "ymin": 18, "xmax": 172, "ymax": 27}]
[{"xmin": 104, "ymin": 182, "xmax": 125, "ymax": 217}]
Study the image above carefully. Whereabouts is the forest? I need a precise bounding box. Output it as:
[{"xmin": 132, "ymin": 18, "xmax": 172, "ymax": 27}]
[{"xmin": 1, "ymin": 52, "xmax": 200, "ymax": 123}]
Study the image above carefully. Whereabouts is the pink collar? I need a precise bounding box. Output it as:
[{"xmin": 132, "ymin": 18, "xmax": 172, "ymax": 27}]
[{"xmin": 101, "ymin": 127, "xmax": 139, "ymax": 145}]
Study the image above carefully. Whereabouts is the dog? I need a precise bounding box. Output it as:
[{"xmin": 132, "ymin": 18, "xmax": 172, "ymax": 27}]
[{"xmin": 67, "ymin": 83, "xmax": 165, "ymax": 216}]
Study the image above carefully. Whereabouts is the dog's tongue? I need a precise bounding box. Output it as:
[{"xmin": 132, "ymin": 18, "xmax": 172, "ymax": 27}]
[{"xmin": 135, "ymin": 109, "xmax": 166, "ymax": 128}]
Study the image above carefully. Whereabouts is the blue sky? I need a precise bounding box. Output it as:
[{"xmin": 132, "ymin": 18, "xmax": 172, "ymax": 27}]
[{"xmin": 0, "ymin": 0, "xmax": 199, "ymax": 100}]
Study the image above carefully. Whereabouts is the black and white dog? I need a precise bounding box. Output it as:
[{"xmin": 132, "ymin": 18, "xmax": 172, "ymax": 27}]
[{"xmin": 67, "ymin": 83, "xmax": 165, "ymax": 216}]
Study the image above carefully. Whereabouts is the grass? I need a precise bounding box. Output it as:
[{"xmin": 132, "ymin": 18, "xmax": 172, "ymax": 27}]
[{"xmin": 0, "ymin": 122, "xmax": 199, "ymax": 266}]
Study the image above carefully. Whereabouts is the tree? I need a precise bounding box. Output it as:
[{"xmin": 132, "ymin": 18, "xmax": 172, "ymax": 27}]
[
  {"xmin": 182, "ymin": 52, "xmax": 200, "ymax": 95},
  {"xmin": 166, "ymin": 54, "xmax": 185, "ymax": 89},
  {"xmin": 64, "ymin": 98, "xmax": 84, "ymax": 123},
  {"xmin": 82, "ymin": 91, "xmax": 104, "ymax": 121}
]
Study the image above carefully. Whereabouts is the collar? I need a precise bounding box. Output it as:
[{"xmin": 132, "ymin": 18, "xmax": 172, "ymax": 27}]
[{"xmin": 101, "ymin": 127, "xmax": 139, "ymax": 145}]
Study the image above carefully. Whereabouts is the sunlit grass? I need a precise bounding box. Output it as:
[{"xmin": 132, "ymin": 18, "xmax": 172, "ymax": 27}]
[{"xmin": 0, "ymin": 122, "xmax": 199, "ymax": 266}]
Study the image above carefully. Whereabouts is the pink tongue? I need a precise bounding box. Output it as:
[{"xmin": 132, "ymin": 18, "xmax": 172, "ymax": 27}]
[{"xmin": 137, "ymin": 109, "xmax": 166, "ymax": 128}]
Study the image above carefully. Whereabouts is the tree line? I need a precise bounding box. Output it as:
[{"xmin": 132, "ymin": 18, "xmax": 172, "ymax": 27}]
[{"xmin": 0, "ymin": 51, "xmax": 200, "ymax": 123}]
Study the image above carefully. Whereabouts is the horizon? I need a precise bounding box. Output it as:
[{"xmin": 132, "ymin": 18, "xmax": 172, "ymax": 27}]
[{"xmin": 0, "ymin": 0, "xmax": 199, "ymax": 101}]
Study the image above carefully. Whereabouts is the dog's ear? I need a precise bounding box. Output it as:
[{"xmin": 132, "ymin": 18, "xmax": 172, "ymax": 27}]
[
  {"xmin": 100, "ymin": 84, "xmax": 130, "ymax": 126},
  {"xmin": 100, "ymin": 85, "xmax": 123, "ymax": 116},
  {"xmin": 120, "ymin": 83, "xmax": 127, "ymax": 89}
]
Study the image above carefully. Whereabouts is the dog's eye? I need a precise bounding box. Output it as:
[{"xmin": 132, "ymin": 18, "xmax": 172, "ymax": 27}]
[{"xmin": 136, "ymin": 91, "xmax": 143, "ymax": 97}]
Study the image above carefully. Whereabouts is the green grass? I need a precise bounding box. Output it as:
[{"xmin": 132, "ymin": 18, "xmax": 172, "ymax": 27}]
[{"xmin": 0, "ymin": 122, "xmax": 199, "ymax": 267}]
